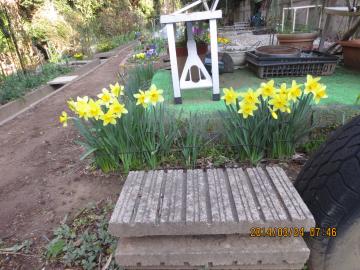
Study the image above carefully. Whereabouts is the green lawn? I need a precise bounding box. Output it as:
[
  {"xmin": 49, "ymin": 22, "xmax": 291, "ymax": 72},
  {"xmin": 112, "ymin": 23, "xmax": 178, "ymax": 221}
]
[{"xmin": 152, "ymin": 66, "xmax": 360, "ymax": 113}]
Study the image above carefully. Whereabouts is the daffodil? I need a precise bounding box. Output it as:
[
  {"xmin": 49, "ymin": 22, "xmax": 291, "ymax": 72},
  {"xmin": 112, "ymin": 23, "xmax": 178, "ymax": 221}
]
[
  {"xmin": 221, "ymin": 87, "xmax": 239, "ymax": 105},
  {"xmin": 268, "ymin": 94, "xmax": 290, "ymax": 113},
  {"xmin": 288, "ymin": 80, "xmax": 302, "ymax": 101},
  {"xmin": 268, "ymin": 106, "xmax": 278, "ymax": 120},
  {"xmin": 304, "ymin": 75, "xmax": 321, "ymax": 95},
  {"xmin": 110, "ymin": 83, "xmax": 124, "ymax": 97},
  {"xmin": 239, "ymin": 88, "xmax": 260, "ymax": 104},
  {"xmin": 59, "ymin": 111, "xmax": 68, "ymax": 127},
  {"xmin": 97, "ymin": 88, "xmax": 113, "ymax": 107},
  {"xmin": 67, "ymin": 99, "xmax": 77, "ymax": 112},
  {"xmin": 277, "ymin": 83, "xmax": 289, "ymax": 97},
  {"xmin": 312, "ymin": 84, "xmax": 328, "ymax": 104},
  {"xmin": 238, "ymin": 101, "xmax": 258, "ymax": 119},
  {"xmin": 100, "ymin": 111, "xmax": 117, "ymax": 126},
  {"xmin": 147, "ymin": 85, "xmax": 164, "ymax": 106},
  {"xmin": 258, "ymin": 80, "xmax": 276, "ymax": 98},
  {"xmin": 88, "ymin": 99, "xmax": 104, "ymax": 120},
  {"xmin": 109, "ymin": 99, "xmax": 128, "ymax": 117},
  {"xmin": 134, "ymin": 90, "xmax": 149, "ymax": 108},
  {"xmin": 75, "ymin": 96, "xmax": 90, "ymax": 119}
]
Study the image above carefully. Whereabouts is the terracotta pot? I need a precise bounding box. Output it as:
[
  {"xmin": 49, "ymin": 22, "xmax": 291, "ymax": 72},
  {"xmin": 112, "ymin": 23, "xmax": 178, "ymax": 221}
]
[
  {"xmin": 175, "ymin": 43, "xmax": 208, "ymax": 82},
  {"xmin": 277, "ymin": 32, "xmax": 318, "ymax": 51},
  {"xmin": 339, "ymin": 39, "xmax": 360, "ymax": 69}
]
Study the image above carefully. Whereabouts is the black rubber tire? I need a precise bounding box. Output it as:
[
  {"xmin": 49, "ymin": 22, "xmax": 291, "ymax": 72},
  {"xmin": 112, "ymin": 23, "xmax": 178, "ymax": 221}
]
[{"xmin": 295, "ymin": 115, "xmax": 360, "ymax": 270}]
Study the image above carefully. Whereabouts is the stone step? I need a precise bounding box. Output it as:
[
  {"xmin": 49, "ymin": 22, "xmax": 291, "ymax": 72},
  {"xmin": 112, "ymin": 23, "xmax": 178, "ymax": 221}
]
[
  {"xmin": 115, "ymin": 235, "xmax": 309, "ymax": 270},
  {"xmin": 109, "ymin": 166, "xmax": 315, "ymax": 237},
  {"xmin": 47, "ymin": 75, "xmax": 78, "ymax": 87}
]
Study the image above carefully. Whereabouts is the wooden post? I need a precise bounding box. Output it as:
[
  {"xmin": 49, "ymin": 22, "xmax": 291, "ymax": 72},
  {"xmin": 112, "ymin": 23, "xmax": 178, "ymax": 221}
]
[
  {"xmin": 166, "ymin": 23, "xmax": 182, "ymax": 104},
  {"xmin": 292, "ymin": 9, "xmax": 297, "ymax": 32},
  {"xmin": 209, "ymin": 19, "xmax": 220, "ymax": 101}
]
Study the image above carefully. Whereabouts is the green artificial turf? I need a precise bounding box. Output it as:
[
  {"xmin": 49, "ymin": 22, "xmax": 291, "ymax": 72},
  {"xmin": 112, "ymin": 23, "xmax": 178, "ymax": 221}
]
[{"xmin": 152, "ymin": 66, "xmax": 360, "ymax": 113}]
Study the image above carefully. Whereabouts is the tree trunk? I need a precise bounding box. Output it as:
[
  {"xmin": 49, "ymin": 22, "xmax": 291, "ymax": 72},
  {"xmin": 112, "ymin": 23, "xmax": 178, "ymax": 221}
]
[{"xmin": 2, "ymin": 5, "xmax": 26, "ymax": 72}]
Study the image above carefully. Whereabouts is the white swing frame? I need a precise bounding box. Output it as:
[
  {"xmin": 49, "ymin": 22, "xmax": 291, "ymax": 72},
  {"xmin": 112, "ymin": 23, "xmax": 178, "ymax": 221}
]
[{"xmin": 160, "ymin": 0, "xmax": 222, "ymax": 104}]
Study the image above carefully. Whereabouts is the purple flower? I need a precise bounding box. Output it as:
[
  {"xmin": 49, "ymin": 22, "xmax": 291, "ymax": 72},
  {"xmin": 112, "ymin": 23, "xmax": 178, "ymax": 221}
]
[{"xmin": 192, "ymin": 27, "xmax": 203, "ymax": 36}]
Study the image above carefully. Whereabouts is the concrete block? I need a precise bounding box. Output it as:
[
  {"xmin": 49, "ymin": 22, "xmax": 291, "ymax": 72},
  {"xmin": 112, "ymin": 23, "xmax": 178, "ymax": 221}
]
[
  {"xmin": 47, "ymin": 75, "xmax": 78, "ymax": 86},
  {"xmin": 115, "ymin": 234, "xmax": 309, "ymax": 269},
  {"xmin": 109, "ymin": 167, "xmax": 315, "ymax": 237}
]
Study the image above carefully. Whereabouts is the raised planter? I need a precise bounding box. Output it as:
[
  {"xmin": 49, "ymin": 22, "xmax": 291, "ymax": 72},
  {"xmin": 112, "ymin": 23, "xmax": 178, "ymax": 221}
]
[
  {"xmin": 175, "ymin": 42, "xmax": 208, "ymax": 81},
  {"xmin": 339, "ymin": 39, "xmax": 360, "ymax": 69},
  {"xmin": 277, "ymin": 32, "xmax": 319, "ymax": 51}
]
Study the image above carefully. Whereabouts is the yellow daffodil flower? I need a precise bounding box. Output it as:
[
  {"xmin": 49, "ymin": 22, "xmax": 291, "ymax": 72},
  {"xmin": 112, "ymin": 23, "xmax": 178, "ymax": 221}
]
[
  {"xmin": 147, "ymin": 85, "xmax": 164, "ymax": 106},
  {"xmin": 67, "ymin": 99, "xmax": 77, "ymax": 112},
  {"xmin": 304, "ymin": 75, "xmax": 321, "ymax": 95},
  {"xmin": 88, "ymin": 99, "xmax": 104, "ymax": 120},
  {"xmin": 75, "ymin": 96, "xmax": 90, "ymax": 119},
  {"xmin": 109, "ymin": 99, "xmax": 128, "ymax": 118},
  {"xmin": 110, "ymin": 83, "xmax": 124, "ymax": 97},
  {"xmin": 258, "ymin": 80, "xmax": 276, "ymax": 98},
  {"xmin": 288, "ymin": 80, "xmax": 302, "ymax": 101},
  {"xmin": 100, "ymin": 111, "xmax": 117, "ymax": 126},
  {"xmin": 238, "ymin": 101, "xmax": 258, "ymax": 119},
  {"xmin": 277, "ymin": 83, "xmax": 289, "ymax": 97},
  {"xmin": 313, "ymin": 84, "xmax": 328, "ymax": 104},
  {"xmin": 268, "ymin": 94, "xmax": 290, "ymax": 113},
  {"xmin": 134, "ymin": 90, "xmax": 149, "ymax": 108},
  {"xmin": 59, "ymin": 111, "xmax": 68, "ymax": 127},
  {"xmin": 239, "ymin": 88, "xmax": 260, "ymax": 104},
  {"xmin": 97, "ymin": 88, "xmax": 113, "ymax": 107},
  {"xmin": 221, "ymin": 87, "xmax": 239, "ymax": 105},
  {"xmin": 268, "ymin": 106, "xmax": 278, "ymax": 120}
]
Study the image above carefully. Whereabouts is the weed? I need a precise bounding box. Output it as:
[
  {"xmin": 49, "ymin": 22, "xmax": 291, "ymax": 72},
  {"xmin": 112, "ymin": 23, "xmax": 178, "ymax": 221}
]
[
  {"xmin": 45, "ymin": 200, "xmax": 120, "ymax": 270},
  {"xmin": 0, "ymin": 63, "xmax": 73, "ymax": 105}
]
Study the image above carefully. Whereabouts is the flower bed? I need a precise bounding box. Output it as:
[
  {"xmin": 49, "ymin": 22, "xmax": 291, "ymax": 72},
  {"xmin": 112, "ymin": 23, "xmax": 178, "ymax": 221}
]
[{"xmin": 60, "ymin": 65, "xmax": 328, "ymax": 172}]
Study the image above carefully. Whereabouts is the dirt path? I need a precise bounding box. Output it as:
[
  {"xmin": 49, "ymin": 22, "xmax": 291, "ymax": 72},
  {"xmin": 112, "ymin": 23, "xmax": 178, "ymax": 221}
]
[{"xmin": 0, "ymin": 43, "xmax": 134, "ymax": 268}]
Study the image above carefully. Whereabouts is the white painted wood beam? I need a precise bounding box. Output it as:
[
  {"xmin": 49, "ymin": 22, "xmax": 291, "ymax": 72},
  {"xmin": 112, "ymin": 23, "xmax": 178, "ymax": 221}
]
[
  {"xmin": 161, "ymin": 10, "xmax": 222, "ymax": 24},
  {"xmin": 209, "ymin": 19, "xmax": 220, "ymax": 100},
  {"xmin": 166, "ymin": 24, "xmax": 182, "ymax": 104},
  {"xmin": 173, "ymin": 0, "xmax": 202, "ymax": 14}
]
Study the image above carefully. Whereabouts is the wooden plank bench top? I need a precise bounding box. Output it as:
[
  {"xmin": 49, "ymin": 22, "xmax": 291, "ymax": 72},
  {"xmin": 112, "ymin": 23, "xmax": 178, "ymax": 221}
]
[{"xmin": 109, "ymin": 166, "xmax": 315, "ymax": 237}]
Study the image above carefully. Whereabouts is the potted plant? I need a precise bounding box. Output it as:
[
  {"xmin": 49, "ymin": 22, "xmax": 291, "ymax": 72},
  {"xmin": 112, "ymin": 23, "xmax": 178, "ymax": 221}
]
[
  {"xmin": 339, "ymin": 39, "xmax": 360, "ymax": 69},
  {"xmin": 175, "ymin": 24, "xmax": 209, "ymax": 81},
  {"xmin": 277, "ymin": 24, "xmax": 319, "ymax": 51}
]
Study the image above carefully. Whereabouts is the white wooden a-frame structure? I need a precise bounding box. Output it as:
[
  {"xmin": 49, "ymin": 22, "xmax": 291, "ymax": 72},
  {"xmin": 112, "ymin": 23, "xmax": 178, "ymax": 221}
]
[{"xmin": 160, "ymin": 0, "xmax": 222, "ymax": 104}]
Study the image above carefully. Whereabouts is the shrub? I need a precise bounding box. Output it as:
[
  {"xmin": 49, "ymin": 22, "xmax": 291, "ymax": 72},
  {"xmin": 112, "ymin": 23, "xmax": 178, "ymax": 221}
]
[
  {"xmin": 220, "ymin": 75, "xmax": 328, "ymax": 164},
  {"xmin": 0, "ymin": 63, "xmax": 72, "ymax": 105}
]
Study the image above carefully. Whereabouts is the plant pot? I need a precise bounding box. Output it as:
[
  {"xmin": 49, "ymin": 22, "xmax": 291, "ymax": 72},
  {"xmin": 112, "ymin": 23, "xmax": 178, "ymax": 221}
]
[
  {"xmin": 222, "ymin": 50, "xmax": 247, "ymax": 69},
  {"xmin": 175, "ymin": 43, "xmax": 208, "ymax": 82},
  {"xmin": 277, "ymin": 32, "xmax": 318, "ymax": 51},
  {"xmin": 339, "ymin": 39, "xmax": 360, "ymax": 69}
]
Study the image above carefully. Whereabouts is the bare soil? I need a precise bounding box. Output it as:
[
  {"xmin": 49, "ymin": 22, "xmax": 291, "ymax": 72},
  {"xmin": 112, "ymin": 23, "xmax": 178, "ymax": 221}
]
[{"xmin": 0, "ymin": 43, "xmax": 134, "ymax": 269}]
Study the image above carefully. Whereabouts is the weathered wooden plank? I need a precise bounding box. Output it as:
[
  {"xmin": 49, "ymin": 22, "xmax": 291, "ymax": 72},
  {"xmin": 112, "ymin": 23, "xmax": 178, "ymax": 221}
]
[{"xmin": 109, "ymin": 167, "xmax": 315, "ymax": 237}]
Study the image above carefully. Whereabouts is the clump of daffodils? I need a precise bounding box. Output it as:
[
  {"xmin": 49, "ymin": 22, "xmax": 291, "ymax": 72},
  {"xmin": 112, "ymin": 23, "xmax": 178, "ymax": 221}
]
[
  {"xmin": 133, "ymin": 84, "xmax": 164, "ymax": 108},
  {"xmin": 218, "ymin": 37, "xmax": 230, "ymax": 44},
  {"xmin": 59, "ymin": 83, "xmax": 164, "ymax": 127},
  {"xmin": 221, "ymin": 75, "xmax": 328, "ymax": 119}
]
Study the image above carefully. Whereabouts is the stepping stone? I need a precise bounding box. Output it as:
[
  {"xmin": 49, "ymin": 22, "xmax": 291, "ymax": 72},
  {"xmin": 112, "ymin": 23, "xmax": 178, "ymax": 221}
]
[
  {"xmin": 115, "ymin": 234, "xmax": 309, "ymax": 270},
  {"xmin": 95, "ymin": 51, "xmax": 115, "ymax": 59},
  {"xmin": 47, "ymin": 75, "xmax": 78, "ymax": 87},
  {"xmin": 109, "ymin": 167, "xmax": 315, "ymax": 237}
]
